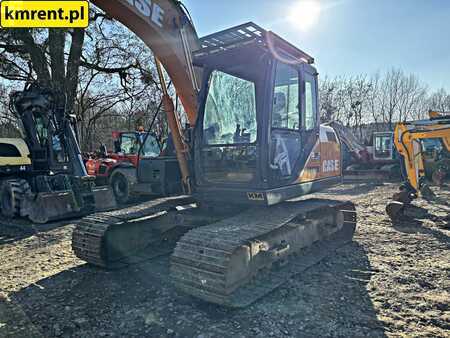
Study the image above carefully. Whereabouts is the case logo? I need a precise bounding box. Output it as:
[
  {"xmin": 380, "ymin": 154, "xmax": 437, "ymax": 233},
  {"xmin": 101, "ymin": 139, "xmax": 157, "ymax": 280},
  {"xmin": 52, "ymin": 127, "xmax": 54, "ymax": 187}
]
[
  {"xmin": 125, "ymin": 0, "xmax": 165, "ymax": 28},
  {"xmin": 323, "ymin": 159, "xmax": 340, "ymax": 173}
]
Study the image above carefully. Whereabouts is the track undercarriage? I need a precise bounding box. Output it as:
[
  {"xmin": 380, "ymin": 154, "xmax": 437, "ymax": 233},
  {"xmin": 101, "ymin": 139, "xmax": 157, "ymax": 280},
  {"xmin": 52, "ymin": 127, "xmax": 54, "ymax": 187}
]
[{"xmin": 72, "ymin": 197, "xmax": 356, "ymax": 306}]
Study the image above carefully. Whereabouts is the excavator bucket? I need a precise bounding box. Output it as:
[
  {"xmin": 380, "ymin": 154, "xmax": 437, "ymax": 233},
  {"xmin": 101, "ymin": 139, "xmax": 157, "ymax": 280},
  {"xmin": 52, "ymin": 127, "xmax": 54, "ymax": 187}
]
[
  {"xmin": 386, "ymin": 201, "xmax": 405, "ymax": 220},
  {"xmin": 20, "ymin": 186, "xmax": 116, "ymax": 224},
  {"xmin": 21, "ymin": 191, "xmax": 82, "ymax": 224},
  {"xmin": 91, "ymin": 186, "xmax": 117, "ymax": 211}
]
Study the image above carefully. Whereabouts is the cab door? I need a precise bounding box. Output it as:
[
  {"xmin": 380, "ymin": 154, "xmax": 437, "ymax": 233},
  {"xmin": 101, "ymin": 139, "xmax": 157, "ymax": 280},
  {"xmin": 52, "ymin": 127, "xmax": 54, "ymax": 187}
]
[
  {"xmin": 300, "ymin": 64, "xmax": 320, "ymax": 161},
  {"xmin": 269, "ymin": 62, "xmax": 302, "ymax": 186},
  {"xmin": 268, "ymin": 62, "xmax": 320, "ymax": 187}
]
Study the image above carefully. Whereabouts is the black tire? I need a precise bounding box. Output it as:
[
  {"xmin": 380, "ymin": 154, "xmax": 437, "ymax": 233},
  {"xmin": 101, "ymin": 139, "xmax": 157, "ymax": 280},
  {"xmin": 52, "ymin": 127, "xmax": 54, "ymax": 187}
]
[
  {"xmin": 111, "ymin": 173, "xmax": 130, "ymax": 204},
  {"xmin": 0, "ymin": 179, "xmax": 30, "ymax": 218}
]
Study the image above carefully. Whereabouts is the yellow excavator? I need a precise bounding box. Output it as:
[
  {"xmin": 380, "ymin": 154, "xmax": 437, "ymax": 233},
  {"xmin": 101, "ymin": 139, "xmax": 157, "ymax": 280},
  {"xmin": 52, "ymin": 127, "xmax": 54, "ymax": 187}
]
[
  {"xmin": 72, "ymin": 0, "xmax": 357, "ymax": 307},
  {"xmin": 386, "ymin": 111, "xmax": 450, "ymax": 219}
]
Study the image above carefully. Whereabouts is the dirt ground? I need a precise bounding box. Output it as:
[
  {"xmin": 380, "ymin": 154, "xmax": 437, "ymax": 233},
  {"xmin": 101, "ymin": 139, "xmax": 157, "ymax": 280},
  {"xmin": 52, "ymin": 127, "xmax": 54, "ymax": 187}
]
[{"xmin": 0, "ymin": 182, "xmax": 448, "ymax": 338}]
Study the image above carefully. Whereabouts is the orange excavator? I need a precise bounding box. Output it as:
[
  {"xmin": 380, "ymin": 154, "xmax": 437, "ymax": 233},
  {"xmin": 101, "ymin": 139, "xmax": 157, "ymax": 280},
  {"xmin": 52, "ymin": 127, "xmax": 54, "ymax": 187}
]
[{"xmin": 72, "ymin": 0, "xmax": 357, "ymax": 307}]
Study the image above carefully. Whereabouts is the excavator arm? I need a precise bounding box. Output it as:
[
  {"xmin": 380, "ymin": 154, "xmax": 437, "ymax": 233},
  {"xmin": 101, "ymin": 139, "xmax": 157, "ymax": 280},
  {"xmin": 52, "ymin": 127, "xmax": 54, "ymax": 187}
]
[
  {"xmin": 92, "ymin": 0, "xmax": 201, "ymax": 125},
  {"xmin": 393, "ymin": 121, "xmax": 450, "ymax": 191},
  {"xmin": 328, "ymin": 121, "xmax": 371, "ymax": 163},
  {"xmin": 91, "ymin": 0, "xmax": 202, "ymax": 191}
]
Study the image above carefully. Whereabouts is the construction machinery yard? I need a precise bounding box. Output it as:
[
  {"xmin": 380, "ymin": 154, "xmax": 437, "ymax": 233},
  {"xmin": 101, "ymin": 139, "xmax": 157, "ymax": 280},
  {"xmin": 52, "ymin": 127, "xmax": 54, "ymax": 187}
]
[{"xmin": 0, "ymin": 182, "xmax": 448, "ymax": 338}]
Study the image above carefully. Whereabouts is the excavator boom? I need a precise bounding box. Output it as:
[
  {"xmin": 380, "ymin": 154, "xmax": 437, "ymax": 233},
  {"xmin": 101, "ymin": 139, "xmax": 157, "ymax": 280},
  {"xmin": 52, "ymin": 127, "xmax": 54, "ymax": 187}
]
[
  {"xmin": 393, "ymin": 117, "xmax": 450, "ymax": 191},
  {"xmin": 92, "ymin": 0, "xmax": 201, "ymax": 126},
  {"xmin": 91, "ymin": 0, "xmax": 202, "ymax": 190}
]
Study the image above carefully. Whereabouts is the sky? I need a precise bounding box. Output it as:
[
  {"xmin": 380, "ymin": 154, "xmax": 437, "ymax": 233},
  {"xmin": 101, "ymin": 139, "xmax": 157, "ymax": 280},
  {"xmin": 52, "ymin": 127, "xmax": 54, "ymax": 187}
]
[{"xmin": 183, "ymin": 0, "xmax": 450, "ymax": 91}]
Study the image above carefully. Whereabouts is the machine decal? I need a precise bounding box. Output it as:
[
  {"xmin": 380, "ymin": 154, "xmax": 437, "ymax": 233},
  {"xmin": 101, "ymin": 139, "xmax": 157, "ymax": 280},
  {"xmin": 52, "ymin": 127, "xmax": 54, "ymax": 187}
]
[
  {"xmin": 247, "ymin": 192, "xmax": 265, "ymax": 201},
  {"xmin": 297, "ymin": 139, "xmax": 321, "ymax": 182},
  {"xmin": 271, "ymin": 135, "xmax": 292, "ymax": 176},
  {"xmin": 297, "ymin": 125, "xmax": 341, "ymax": 183},
  {"xmin": 125, "ymin": 0, "xmax": 165, "ymax": 28},
  {"xmin": 323, "ymin": 159, "xmax": 340, "ymax": 173}
]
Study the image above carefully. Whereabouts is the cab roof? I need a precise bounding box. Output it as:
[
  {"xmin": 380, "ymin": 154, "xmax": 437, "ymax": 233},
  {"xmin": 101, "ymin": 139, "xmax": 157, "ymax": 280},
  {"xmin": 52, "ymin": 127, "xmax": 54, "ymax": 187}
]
[{"xmin": 193, "ymin": 22, "xmax": 314, "ymax": 67}]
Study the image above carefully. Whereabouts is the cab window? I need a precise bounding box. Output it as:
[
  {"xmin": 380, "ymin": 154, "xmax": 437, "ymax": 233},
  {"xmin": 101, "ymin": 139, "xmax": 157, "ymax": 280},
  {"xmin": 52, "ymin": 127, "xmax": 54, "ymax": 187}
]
[
  {"xmin": 374, "ymin": 135, "xmax": 393, "ymax": 159},
  {"xmin": 272, "ymin": 63, "xmax": 299, "ymax": 130},
  {"xmin": 203, "ymin": 70, "xmax": 257, "ymax": 145},
  {"xmin": 140, "ymin": 134, "xmax": 161, "ymax": 157},
  {"xmin": 304, "ymin": 73, "xmax": 317, "ymax": 130},
  {"xmin": 120, "ymin": 134, "xmax": 137, "ymax": 154}
]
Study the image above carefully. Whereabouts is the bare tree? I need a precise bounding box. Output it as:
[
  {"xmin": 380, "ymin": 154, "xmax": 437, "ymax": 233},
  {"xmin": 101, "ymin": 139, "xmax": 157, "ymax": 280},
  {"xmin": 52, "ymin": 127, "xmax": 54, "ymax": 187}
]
[
  {"xmin": 379, "ymin": 69, "xmax": 405, "ymax": 129},
  {"xmin": 318, "ymin": 68, "xmax": 435, "ymax": 141},
  {"xmin": 344, "ymin": 75, "xmax": 372, "ymax": 138},
  {"xmin": 428, "ymin": 88, "xmax": 450, "ymax": 113},
  {"xmin": 397, "ymin": 73, "xmax": 428, "ymax": 121},
  {"xmin": 0, "ymin": 83, "xmax": 20, "ymax": 137},
  {"xmin": 367, "ymin": 72, "xmax": 383, "ymax": 129},
  {"xmin": 319, "ymin": 76, "xmax": 339, "ymax": 122},
  {"xmin": 0, "ymin": 27, "xmax": 86, "ymax": 111},
  {"xmin": 0, "ymin": 6, "xmax": 164, "ymax": 151}
]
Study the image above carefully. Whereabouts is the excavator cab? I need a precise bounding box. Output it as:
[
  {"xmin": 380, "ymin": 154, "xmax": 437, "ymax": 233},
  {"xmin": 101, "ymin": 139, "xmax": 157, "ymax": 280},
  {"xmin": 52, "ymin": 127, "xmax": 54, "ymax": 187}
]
[
  {"xmin": 11, "ymin": 87, "xmax": 71, "ymax": 174},
  {"xmin": 373, "ymin": 132, "xmax": 395, "ymax": 161},
  {"xmin": 193, "ymin": 23, "xmax": 339, "ymax": 205}
]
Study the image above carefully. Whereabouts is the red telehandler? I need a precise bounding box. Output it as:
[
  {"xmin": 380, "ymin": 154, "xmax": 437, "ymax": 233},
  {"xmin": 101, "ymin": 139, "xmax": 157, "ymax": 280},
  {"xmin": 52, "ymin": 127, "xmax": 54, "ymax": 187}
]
[{"xmin": 85, "ymin": 129, "xmax": 181, "ymax": 203}]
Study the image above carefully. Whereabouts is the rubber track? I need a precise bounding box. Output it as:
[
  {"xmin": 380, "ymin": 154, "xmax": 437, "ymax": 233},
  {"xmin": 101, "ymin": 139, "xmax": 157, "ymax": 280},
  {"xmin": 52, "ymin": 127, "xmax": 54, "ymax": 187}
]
[
  {"xmin": 72, "ymin": 196, "xmax": 194, "ymax": 269},
  {"xmin": 171, "ymin": 199, "xmax": 357, "ymax": 307}
]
